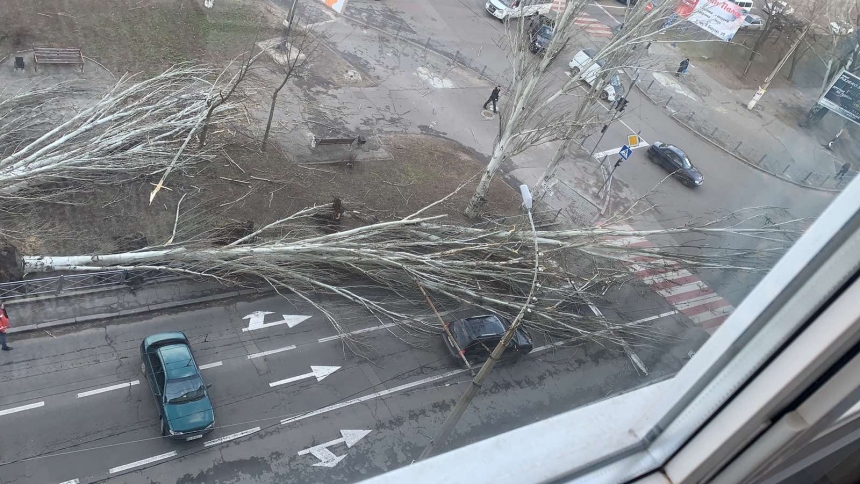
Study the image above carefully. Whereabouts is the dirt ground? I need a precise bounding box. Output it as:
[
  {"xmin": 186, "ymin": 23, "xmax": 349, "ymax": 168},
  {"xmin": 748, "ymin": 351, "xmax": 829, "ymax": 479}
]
[
  {"xmin": 0, "ymin": 0, "xmax": 281, "ymax": 75},
  {"xmin": 21, "ymin": 134, "xmax": 522, "ymax": 255}
]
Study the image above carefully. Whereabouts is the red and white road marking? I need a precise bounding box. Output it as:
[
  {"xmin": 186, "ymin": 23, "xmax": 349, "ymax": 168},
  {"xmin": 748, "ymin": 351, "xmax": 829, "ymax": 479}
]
[
  {"xmin": 603, "ymin": 224, "xmax": 735, "ymax": 334},
  {"xmin": 551, "ymin": 1, "xmax": 614, "ymax": 37}
]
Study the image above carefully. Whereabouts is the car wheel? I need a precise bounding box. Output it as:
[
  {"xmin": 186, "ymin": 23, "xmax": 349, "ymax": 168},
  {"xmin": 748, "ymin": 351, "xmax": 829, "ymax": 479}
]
[
  {"xmin": 571, "ymin": 67, "xmax": 581, "ymax": 77},
  {"xmin": 599, "ymin": 91, "xmax": 609, "ymax": 101},
  {"xmin": 161, "ymin": 418, "xmax": 168, "ymax": 436},
  {"xmin": 141, "ymin": 362, "xmax": 146, "ymax": 378}
]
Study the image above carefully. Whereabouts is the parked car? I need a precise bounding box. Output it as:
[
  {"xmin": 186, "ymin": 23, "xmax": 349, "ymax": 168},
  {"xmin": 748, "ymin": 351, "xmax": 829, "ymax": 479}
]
[
  {"xmin": 442, "ymin": 314, "xmax": 534, "ymax": 367},
  {"xmin": 729, "ymin": 0, "xmax": 754, "ymax": 14},
  {"xmin": 485, "ymin": 0, "xmax": 552, "ymax": 21},
  {"xmin": 568, "ymin": 49, "xmax": 624, "ymax": 102},
  {"xmin": 763, "ymin": 1, "xmax": 793, "ymax": 15},
  {"xmin": 140, "ymin": 332, "xmax": 215, "ymax": 440},
  {"xmin": 740, "ymin": 14, "xmax": 764, "ymax": 30},
  {"xmin": 647, "ymin": 142, "xmax": 704, "ymax": 187},
  {"xmin": 830, "ymin": 22, "xmax": 855, "ymax": 35}
]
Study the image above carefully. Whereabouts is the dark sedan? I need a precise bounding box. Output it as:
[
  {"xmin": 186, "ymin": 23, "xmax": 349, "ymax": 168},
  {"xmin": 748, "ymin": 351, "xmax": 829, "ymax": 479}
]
[
  {"xmin": 647, "ymin": 142, "xmax": 704, "ymax": 187},
  {"xmin": 442, "ymin": 314, "xmax": 533, "ymax": 367},
  {"xmin": 140, "ymin": 332, "xmax": 215, "ymax": 440},
  {"xmin": 529, "ymin": 25, "xmax": 554, "ymax": 54}
]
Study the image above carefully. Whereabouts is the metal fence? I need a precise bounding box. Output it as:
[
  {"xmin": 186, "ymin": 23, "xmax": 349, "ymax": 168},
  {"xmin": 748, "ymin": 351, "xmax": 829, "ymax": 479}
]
[
  {"xmin": 639, "ymin": 79, "xmax": 853, "ymax": 191},
  {"xmin": 0, "ymin": 269, "xmax": 175, "ymax": 300}
]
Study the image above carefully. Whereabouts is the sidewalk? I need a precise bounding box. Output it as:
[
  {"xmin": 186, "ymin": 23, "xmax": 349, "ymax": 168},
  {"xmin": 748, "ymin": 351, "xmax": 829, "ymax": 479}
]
[{"xmin": 633, "ymin": 43, "xmax": 852, "ymax": 191}]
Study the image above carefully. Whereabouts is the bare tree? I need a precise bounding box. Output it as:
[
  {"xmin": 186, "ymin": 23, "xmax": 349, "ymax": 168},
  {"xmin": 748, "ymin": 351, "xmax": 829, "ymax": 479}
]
[
  {"xmin": 260, "ymin": 4, "xmax": 316, "ymax": 151},
  {"xmin": 464, "ymin": 0, "xmax": 686, "ymax": 218}
]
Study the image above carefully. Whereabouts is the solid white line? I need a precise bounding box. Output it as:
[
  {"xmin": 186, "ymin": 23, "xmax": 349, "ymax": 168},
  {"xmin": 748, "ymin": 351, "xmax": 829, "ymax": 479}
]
[
  {"xmin": 593, "ymin": 1, "xmax": 623, "ymax": 23},
  {"xmin": 204, "ymin": 427, "xmax": 261, "ymax": 447},
  {"xmin": 247, "ymin": 346, "xmax": 296, "ymax": 359},
  {"xmin": 58, "ymin": 480, "xmax": 80, "ymax": 484},
  {"xmin": 673, "ymin": 294, "xmax": 725, "ymax": 310},
  {"xmin": 281, "ymin": 338, "xmax": 587, "ymax": 426},
  {"xmin": 588, "ymin": 304, "xmax": 648, "ymax": 375},
  {"xmin": 109, "ymin": 451, "xmax": 177, "ymax": 474},
  {"xmin": 76, "ymin": 380, "xmax": 139, "ymax": 398},
  {"xmin": 318, "ymin": 323, "xmax": 398, "ymax": 343},
  {"xmin": 199, "ymin": 361, "xmax": 223, "ymax": 370},
  {"xmin": 593, "ymin": 142, "xmax": 650, "ymax": 160},
  {"xmin": 0, "ymin": 401, "xmax": 45, "ymax": 417},
  {"xmin": 689, "ymin": 306, "xmax": 735, "ymax": 324}
]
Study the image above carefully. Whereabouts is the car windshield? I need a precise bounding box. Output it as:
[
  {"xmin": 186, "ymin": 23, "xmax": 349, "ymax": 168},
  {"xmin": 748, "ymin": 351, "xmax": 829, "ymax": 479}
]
[
  {"xmin": 537, "ymin": 26, "xmax": 552, "ymax": 40},
  {"xmin": 164, "ymin": 376, "xmax": 205, "ymax": 404},
  {"xmin": 496, "ymin": 0, "xmax": 513, "ymax": 6}
]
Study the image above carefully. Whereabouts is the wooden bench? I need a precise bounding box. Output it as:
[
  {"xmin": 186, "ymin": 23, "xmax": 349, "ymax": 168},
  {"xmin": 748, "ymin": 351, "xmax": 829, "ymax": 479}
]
[
  {"xmin": 33, "ymin": 47, "xmax": 84, "ymax": 72},
  {"xmin": 311, "ymin": 135, "xmax": 366, "ymax": 150}
]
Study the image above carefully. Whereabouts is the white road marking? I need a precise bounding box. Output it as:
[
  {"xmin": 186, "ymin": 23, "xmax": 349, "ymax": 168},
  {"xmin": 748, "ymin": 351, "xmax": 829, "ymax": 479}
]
[
  {"xmin": 298, "ymin": 429, "xmax": 372, "ymax": 467},
  {"xmin": 656, "ymin": 282, "xmax": 709, "ymax": 297},
  {"xmin": 199, "ymin": 361, "xmax": 223, "ymax": 370},
  {"xmin": 673, "ymin": 293, "xmax": 725, "ymax": 310},
  {"xmin": 688, "ymin": 306, "xmax": 735, "ymax": 324},
  {"xmin": 0, "ymin": 401, "xmax": 45, "ymax": 417},
  {"xmin": 269, "ymin": 366, "xmax": 341, "ymax": 387},
  {"xmin": 604, "ymin": 236, "xmax": 649, "ymax": 246},
  {"xmin": 204, "ymin": 427, "xmax": 261, "ymax": 447},
  {"xmin": 58, "ymin": 480, "xmax": 79, "ymax": 484},
  {"xmin": 318, "ymin": 323, "xmax": 398, "ymax": 343},
  {"xmin": 593, "ymin": 1, "xmax": 624, "ymax": 23},
  {"xmin": 242, "ymin": 311, "xmax": 311, "ymax": 332},
  {"xmin": 594, "ymin": 142, "xmax": 650, "ymax": 160},
  {"xmin": 109, "ymin": 451, "xmax": 177, "ymax": 474},
  {"xmin": 247, "ymin": 345, "xmax": 297, "ymax": 359},
  {"xmin": 76, "ymin": 381, "xmax": 139, "ymax": 399},
  {"xmin": 641, "ymin": 269, "xmax": 693, "ymax": 284}
]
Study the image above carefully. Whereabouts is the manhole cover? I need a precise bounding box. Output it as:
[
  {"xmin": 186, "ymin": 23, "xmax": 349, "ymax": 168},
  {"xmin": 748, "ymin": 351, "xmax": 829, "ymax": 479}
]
[
  {"xmin": 481, "ymin": 109, "xmax": 496, "ymax": 119},
  {"xmin": 345, "ymin": 70, "xmax": 362, "ymax": 81}
]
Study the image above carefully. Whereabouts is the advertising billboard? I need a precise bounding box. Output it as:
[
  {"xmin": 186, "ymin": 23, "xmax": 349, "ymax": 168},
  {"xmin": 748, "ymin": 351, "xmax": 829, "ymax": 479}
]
[
  {"xmin": 321, "ymin": 0, "xmax": 350, "ymax": 14},
  {"xmin": 676, "ymin": 0, "xmax": 745, "ymax": 41},
  {"xmin": 819, "ymin": 70, "xmax": 860, "ymax": 125}
]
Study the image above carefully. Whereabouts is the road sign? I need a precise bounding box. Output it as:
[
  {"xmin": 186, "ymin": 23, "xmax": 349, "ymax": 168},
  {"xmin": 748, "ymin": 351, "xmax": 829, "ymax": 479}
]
[
  {"xmin": 298, "ymin": 430, "xmax": 372, "ymax": 467},
  {"xmin": 619, "ymin": 144, "xmax": 633, "ymax": 160},
  {"xmin": 627, "ymin": 134, "xmax": 639, "ymax": 147}
]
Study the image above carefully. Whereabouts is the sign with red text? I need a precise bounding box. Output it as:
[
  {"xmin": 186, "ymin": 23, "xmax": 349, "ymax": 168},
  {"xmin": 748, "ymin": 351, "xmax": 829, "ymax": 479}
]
[{"xmin": 676, "ymin": 0, "xmax": 745, "ymax": 41}]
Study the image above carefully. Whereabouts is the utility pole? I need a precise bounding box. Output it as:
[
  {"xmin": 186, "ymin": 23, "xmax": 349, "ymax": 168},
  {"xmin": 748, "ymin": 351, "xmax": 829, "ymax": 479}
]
[
  {"xmin": 748, "ymin": 25, "xmax": 811, "ymax": 110},
  {"xmin": 417, "ymin": 185, "xmax": 541, "ymax": 461},
  {"xmin": 597, "ymin": 157, "xmax": 625, "ymax": 195}
]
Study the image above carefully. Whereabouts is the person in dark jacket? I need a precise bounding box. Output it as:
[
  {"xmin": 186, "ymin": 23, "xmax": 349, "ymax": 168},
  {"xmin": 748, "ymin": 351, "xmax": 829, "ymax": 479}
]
[
  {"xmin": 676, "ymin": 58, "xmax": 690, "ymax": 78},
  {"xmin": 483, "ymin": 85, "xmax": 501, "ymax": 113},
  {"xmin": 837, "ymin": 162, "xmax": 851, "ymax": 180}
]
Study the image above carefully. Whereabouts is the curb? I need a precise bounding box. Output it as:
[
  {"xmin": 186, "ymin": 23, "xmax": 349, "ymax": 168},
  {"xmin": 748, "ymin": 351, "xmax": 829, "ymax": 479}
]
[
  {"xmin": 632, "ymin": 79, "xmax": 841, "ymax": 194},
  {"xmin": 8, "ymin": 286, "xmax": 273, "ymax": 335}
]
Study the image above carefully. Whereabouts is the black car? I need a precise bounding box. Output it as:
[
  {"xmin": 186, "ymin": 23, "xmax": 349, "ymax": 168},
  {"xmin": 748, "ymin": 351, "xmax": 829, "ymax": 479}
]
[
  {"xmin": 442, "ymin": 314, "xmax": 534, "ymax": 367},
  {"xmin": 647, "ymin": 142, "xmax": 704, "ymax": 187},
  {"xmin": 529, "ymin": 24, "xmax": 554, "ymax": 55}
]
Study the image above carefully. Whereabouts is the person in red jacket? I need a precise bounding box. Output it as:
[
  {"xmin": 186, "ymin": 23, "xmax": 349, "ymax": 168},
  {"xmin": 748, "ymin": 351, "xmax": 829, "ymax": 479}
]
[{"xmin": 0, "ymin": 302, "xmax": 11, "ymax": 351}]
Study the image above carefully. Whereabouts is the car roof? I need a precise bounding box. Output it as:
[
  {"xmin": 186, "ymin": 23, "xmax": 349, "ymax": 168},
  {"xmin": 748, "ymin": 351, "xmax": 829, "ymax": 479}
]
[
  {"xmin": 583, "ymin": 49, "xmax": 607, "ymax": 65},
  {"xmin": 463, "ymin": 314, "xmax": 507, "ymax": 338},
  {"xmin": 158, "ymin": 344, "xmax": 197, "ymax": 379}
]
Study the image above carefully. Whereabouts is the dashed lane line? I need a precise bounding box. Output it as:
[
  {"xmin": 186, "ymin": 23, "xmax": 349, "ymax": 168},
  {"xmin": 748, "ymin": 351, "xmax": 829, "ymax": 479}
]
[
  {"xmin": 199, "ymin": 361, "xmax": 223, "ymax": 370},
  {"xmin": 0, "ymin": 401, "xmax": 45, "ymax": 417},
  {"xmin": 204, "ymin": 427, "xmax": 261, "ymax": 447},
  {"xmin": 58, "ymin": 479, "xmax": 79, "ymax": 484},
  {"xmin": 76, "ymin": 380, "xmax": 140, "ymax": 399},
  {"xmin": 246, "ymin": 345, "xmax": 297, "ymax": 359},
  {"xmin": 109, "ymin": 451, "xmax": 177, "ymax": 474}
]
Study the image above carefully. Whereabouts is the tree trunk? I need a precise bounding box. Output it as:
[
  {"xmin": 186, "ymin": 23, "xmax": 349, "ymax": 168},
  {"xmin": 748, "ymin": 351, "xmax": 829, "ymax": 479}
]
[
  {"xmin": 786, "ymin": 44, "xmax": 809, "ymax": 81},
  {"xmin": 464, "ymin": 138, "xmax": 509, "ymax": 218},
  {"xmin": 742, "ymin": 23, "xmax": 776, "ymax": 79}
]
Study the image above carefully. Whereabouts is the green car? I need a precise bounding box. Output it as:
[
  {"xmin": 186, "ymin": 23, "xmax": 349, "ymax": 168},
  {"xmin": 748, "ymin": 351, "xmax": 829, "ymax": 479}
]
[{"xmin": 140, "ymin": 332, "xmax": 215, "ymax": 441}]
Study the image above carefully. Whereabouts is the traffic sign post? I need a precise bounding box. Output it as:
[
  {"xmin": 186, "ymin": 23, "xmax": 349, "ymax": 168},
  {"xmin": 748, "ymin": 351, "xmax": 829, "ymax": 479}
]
[
  {"xmin": 627, "ymin": 135, "xmax": 639, "ymax": 147},
  {"xmin": 619, "ymin": 144, "xmax": 633, "ymax": 160},
  {"xmin": 598, "ymin": 144, "xmax": 636, "ymax": 195}
]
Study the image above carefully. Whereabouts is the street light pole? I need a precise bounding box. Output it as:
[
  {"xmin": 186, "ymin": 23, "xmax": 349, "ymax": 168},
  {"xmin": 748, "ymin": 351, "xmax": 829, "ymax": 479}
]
[{"xmin": 417, "ymin": 184, "xmax": 541, "ymax": 462}]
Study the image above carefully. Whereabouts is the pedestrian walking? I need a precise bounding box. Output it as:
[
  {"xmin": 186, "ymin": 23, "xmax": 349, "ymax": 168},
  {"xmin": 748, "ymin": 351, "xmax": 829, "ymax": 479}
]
[
  {"xmin": 837, "ymin": 162, "xmax": 851, "ymax": 180},
  {"xmin": 0, "ymin": 302, "xmax": 11, "ymax": 351},
  {"xmin": 483, "ymin": 85, "xmax": 501, "ymax": 113},
  {"xmin": 676, "ymin": 58, "xmax": 689, "ymax": 78}
]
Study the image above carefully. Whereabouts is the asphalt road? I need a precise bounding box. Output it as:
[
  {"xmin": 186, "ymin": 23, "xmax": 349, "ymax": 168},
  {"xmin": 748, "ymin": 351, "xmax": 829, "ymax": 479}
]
[{"xmin": 0, "ymin": 292, "xmax": 696, "ymax": 484}]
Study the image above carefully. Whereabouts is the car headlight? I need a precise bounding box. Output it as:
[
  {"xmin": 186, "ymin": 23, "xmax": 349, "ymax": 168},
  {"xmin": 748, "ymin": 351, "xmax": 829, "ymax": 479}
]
[
  {"xmin": 205, "ymin": 422, "xmax": 215, "ymax": 430},
  {"xmin": 168, "ymin": 427, "xmax": 179, "ymax": 436}
]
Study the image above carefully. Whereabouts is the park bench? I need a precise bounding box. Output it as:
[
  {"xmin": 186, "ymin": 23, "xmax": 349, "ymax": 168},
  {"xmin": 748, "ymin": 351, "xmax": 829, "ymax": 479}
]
[
  {"xmin": 33, "ymin": 47, "xmax": 84, "ymax": 72},
  {"xmin": 310, "ymin": 135, "xmax": 366, "ymax": 151}
]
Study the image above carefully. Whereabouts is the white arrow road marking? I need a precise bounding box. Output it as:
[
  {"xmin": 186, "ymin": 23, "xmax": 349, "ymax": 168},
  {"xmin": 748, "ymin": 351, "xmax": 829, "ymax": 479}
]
[
  {"xmin": 247, "ymin": 345, "xmax": 296, "ymax": 359},
  {"xmin": 204, "ymin": 427, "xmax": 261, "ymax": 447},
  {"xmin": 269, "ymin": 366, "xmax": 341, "ymax": 387},
  {"xmin": 109, "ymin": 451, "xmax": 177, "ymax": 474},
  {"xmin": 242, "ymin": 311, "xmax": 311, "ymax": 332},
  {"xmin": 76, "ymin": 380, "xmax": 139, "ymax": 398},
  {"xmin": 199, "ymin": 361, "xmax": 223, "ymax": 370},
  {"xmin": 0, "ymin": 401, "xmax": 45, "ymax": 417},
  {"xmin": 297, "ymin": 430, "xmax": 372, "ymax": 467}
]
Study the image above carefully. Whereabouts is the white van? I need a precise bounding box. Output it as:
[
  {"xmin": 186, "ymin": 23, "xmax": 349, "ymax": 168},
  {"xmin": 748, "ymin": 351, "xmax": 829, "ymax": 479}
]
[
  {"xmin": 568, "ymin": 49, "xmax": 624, "ymax": 102},
  {"xmin": 730, "ymin": 0, "xmax": 754, "ymax": 13},
  {"xmin": 486, "ymin": 0, "xmax": 553, "ymax": 21}
]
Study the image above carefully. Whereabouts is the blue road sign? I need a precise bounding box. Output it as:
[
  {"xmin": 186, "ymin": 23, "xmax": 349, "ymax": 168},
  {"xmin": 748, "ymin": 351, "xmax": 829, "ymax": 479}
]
[{"xmin": 619, "ymin": 144, "xmax": 633, "ymax": 160}]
